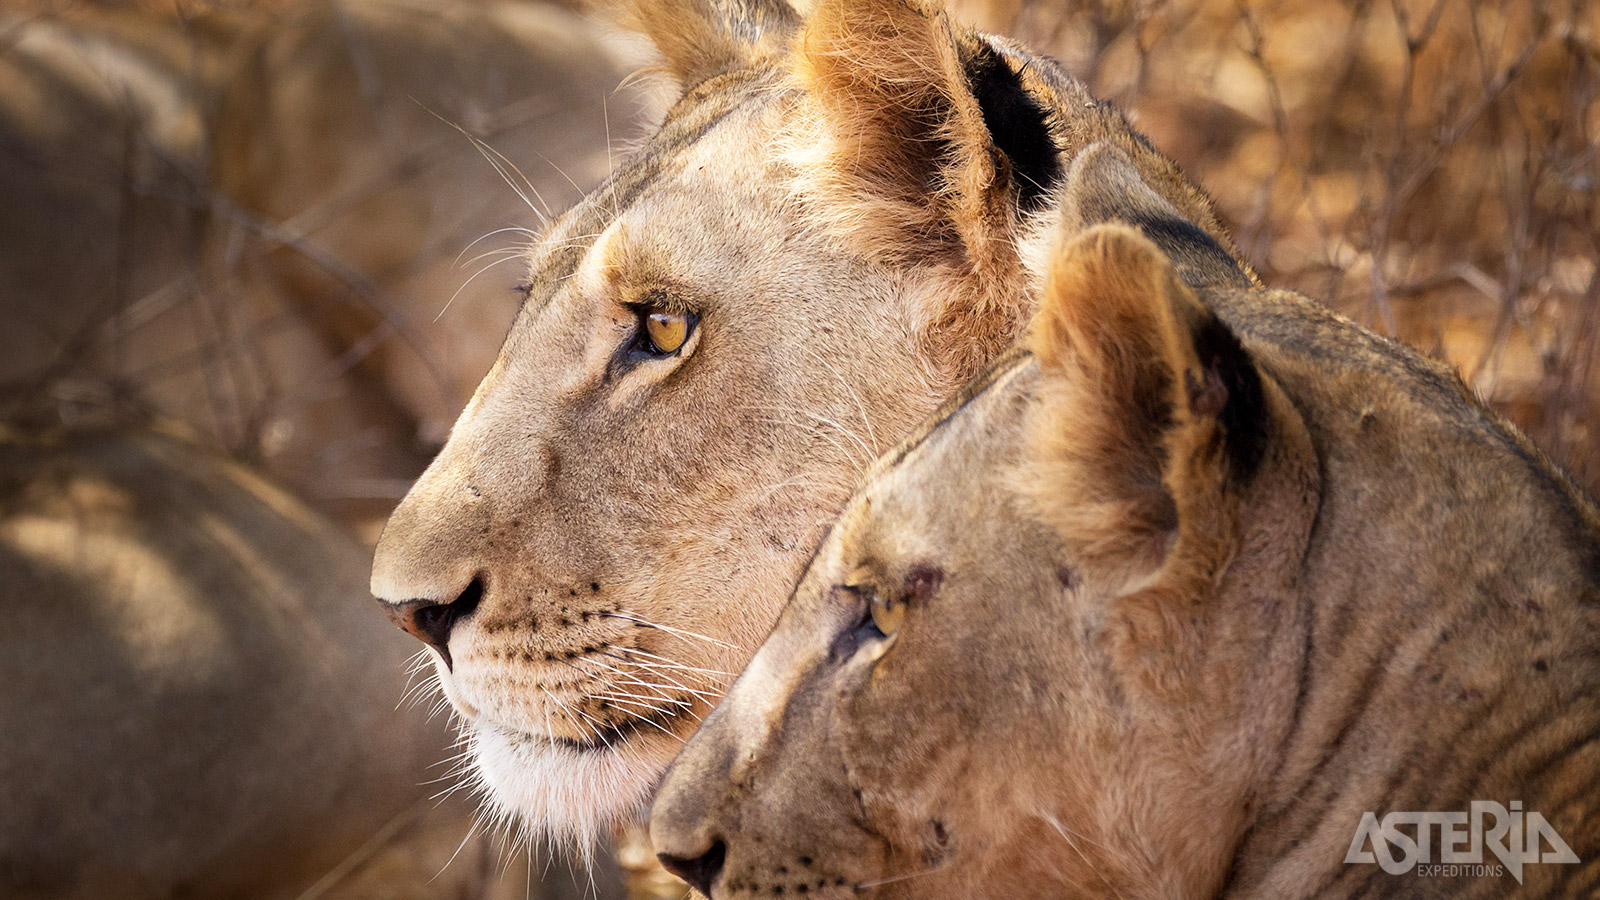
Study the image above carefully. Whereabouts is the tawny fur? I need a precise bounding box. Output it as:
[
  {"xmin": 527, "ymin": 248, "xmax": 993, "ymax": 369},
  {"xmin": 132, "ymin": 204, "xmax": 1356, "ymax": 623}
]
[
  {"xmin": 372, "ymin": 0, "xmax": 1256, "ymax": 845},
  {"xmin": 789, "ymin": 0, "xmax": 1028, "ymax": 379},
  {"xmin": 652, "ymin": 223, "xmax": 1600, "ymax": 899},
  {"xmin": 611, "ymin": 0, "xmax": 798, "ymax": 84}
]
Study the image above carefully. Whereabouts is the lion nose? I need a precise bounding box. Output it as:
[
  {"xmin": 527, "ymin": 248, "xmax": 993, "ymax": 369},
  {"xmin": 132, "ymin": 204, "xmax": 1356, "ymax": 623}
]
[
  {"xmin": 376, "ymin": 577, "xmax": 483, "ymax": 669},
  {"xmin": 657, "ymin": 839, "xmax": 726, "ymax": 897}
]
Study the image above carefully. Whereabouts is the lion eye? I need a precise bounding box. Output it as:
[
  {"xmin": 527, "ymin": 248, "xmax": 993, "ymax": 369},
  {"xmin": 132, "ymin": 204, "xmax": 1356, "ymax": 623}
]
[
  {"xmin": 643, "ymin": 309, "xmax": 691, "ymax": 355},
  {"xmin": 868, "ymin": 590, "xmax": 904, "ymax": 637}
]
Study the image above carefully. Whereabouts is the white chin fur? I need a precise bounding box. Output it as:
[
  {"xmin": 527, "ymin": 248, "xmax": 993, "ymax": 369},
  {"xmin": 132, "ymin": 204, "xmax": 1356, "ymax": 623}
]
[{"xmin": 470, "ymin": 722, "xmax": 676, "ymax": 848}]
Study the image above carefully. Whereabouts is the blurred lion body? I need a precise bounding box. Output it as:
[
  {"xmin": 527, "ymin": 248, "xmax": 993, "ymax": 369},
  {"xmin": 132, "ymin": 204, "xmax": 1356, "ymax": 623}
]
[
  {"xmin": 651, "ymin": 222, "xmax": 1600, "ymax": 898},
  {"xmin": 0, "ymin": 5, "xmax": 240, "ymax": 390},
  {"xmin": 0, "ymin": 423, "xmax": 513, "ymax": 899}
]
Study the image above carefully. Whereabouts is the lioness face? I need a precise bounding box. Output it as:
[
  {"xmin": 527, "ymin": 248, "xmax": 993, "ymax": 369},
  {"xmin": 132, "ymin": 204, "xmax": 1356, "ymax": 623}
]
[
  {"xmin": 652, "ymin": 226, "xmax": 1304, "ymax": 898},
  {"xmin": 370, "ymin": 0, "xmax": 1092, "ymax": 840},
  {"xmin": 651, "ymin": 356, "xmax": 1085, "ymax": 899},
  {"xmin": 371, "ymin": 72, "xmax": 950, "ymax": 840}
]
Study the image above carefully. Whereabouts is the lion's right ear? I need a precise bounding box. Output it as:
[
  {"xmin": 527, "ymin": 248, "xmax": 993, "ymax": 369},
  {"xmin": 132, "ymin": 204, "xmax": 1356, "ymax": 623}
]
[
  {"xmin": 612, "ymin": 0, "xmax": 799, "ymax": 87},
  {"xmin": 1020, "ymin": 224, "xmax": 1266, "ymax": 592}
]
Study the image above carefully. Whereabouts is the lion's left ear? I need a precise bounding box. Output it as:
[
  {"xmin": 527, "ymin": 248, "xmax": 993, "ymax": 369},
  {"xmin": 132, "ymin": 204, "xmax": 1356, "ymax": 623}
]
[
  {"xmin": 613, "ymin": 0, "xmax": 799, "ymax": 87},
  {"xmin": 1021, "ymin": 224, "xmax": 1267, "ymax": 592},
  {"xmin": 792, "ymin": 0, "xmax": 1059, "ymax": 376}
]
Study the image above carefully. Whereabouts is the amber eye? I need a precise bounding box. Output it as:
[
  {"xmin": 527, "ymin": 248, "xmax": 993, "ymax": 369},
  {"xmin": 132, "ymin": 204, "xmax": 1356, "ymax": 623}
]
[
  {"xmin": 868, "ymin": 589, "xmax": 905, "ymax": 637},
  {"xmin": 643, "ymin": 309, "xmax": 690, "ymax": 355}
]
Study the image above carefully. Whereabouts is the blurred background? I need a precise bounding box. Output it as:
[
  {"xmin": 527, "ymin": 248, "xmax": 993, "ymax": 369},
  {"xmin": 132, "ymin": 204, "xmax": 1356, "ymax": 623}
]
[{"xmin": 0, "ymin": 0, "xmax": 1594, "ymax": 898}]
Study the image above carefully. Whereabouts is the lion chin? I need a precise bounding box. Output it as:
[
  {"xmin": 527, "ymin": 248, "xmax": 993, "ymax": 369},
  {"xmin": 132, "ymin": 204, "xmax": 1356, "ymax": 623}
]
[{"xmin": 470, "ymin": 719, "xmax": 684, "ymax": 848}]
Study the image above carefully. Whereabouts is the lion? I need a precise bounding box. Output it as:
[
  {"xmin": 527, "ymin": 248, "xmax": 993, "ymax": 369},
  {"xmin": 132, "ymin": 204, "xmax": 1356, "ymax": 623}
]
[
  {"xmin": 369, "ymin": 0, "xmax": 1255, "ymax": 845},
  {"xmin": 0, "ymin": 420, "xmax": 536, "ymax": 900},
  {"xmin": 648, "ymin": 221, "xmax": 1600, "ymax": 898}
]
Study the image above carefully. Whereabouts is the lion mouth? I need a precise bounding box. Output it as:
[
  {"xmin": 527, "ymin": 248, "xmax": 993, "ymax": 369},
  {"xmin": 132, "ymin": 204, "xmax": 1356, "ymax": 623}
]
[
  {"xmin": 548, "ymin": 701, "xmax": 687, "ymax": 753},
  {"xmin": 444, "ymin": 635, "xmax": 726, "ymax": 761},
  {"xmin": 471, "ymin": 692, "xmax": 692, "ymax": 755}
]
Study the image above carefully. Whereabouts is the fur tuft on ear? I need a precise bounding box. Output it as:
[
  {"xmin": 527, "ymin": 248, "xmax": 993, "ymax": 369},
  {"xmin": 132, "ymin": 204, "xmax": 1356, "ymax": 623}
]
[
  {"xmin": 790, "ymin": 0, "xmax": 1054, "ymax": 381},
  {"xmin": 1022, "ymin": 223, "xmax": 1264, "ymax": 595},
  {"xmin": 611, "ymin": 0, "xmax": 798, "ymax": 87},
  {"xmin": 794, "ymin": 0, "xmax": 981, "ymax": 219}
]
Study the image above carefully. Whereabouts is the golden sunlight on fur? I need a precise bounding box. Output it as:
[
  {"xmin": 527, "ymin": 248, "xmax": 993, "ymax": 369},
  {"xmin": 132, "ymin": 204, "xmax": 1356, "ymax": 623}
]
[
  {"xmin": 651, "ymin": 222, "xmax": 1600, "ymax": 899},
  {"xmin": 791, "ymin": 0, "xmax": 1027, "ymax": 373},
  {"xmin": 369, "ymin": 0, "xmax": 1254, "ymax": 847}
]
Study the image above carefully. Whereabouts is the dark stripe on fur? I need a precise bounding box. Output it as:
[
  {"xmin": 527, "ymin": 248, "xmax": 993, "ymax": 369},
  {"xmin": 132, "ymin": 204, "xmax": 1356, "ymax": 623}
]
[{"xmin": 1272, "ymin": 625, "xmax": 1413, "ymax": 850}]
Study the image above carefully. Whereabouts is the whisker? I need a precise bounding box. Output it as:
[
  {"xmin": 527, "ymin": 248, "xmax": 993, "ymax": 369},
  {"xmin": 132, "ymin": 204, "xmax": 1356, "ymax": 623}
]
[
  {"xmin": 597, "ymin": 650, "xmax": 730, "ymax": 695},
  {"xmin": 528, "ymin": 145, "xmax": 586, "ymax": 198},
  {"xmin": 429, "ymin": 775, "xmax": 477, "ymax": 804},
  {"xmin": 617, "ymin": 663, "xmax": 724, "ymax": 701},
  {"xmin": 615, "ymin": 648, "xmax": 735, "ymax": 678},
  {"xmin": 453, "ymin": 225, "xmax": 541, "ymax": 266},
  {"xmin": 571, "ymin": 655, "xmax": 717, "ymax": 703},
  {"xmin": 457, "ymin": 246, "xmax": 531, "ymax": 269},
  {"xmin": 470, "ymin": 130, "xmax": 554, "ymax": 224},
  {"xmin": 854, "ymin": 860, "xmax": 949, "ymax": 890},
  {"xmin": 431, "ymin": 811, "xmax": 485, "ymax": 883},
  {"xmin": 741, "ymin": 404, "xmax": 875, "ymax": 467},
  {"xmin": 594, "ymin": 687, "xmax": 691, "ymax": 708},
  {"xmin": 598, "ymin": 613, "xmax": 740, "ymax": 651},
  {"xmin": 425, "ymin": 748, "xmax": 478, "ymax": 770},
  {"xmin": 603, "ymin": 703, "xmax": 686, "ymax": 743},
  {"xmin": 435, "ymin": 254, "xmax": 523, "ymax": 322},
  {"xmin": 1037, "ymin": 810, "xmax": 1107, "ymax": 857},
  {"xmin": 595, "ymin": 691, "xmax": 704, "ymax": 723},
  {"xmin": 626, "ymin": 662, "xmax": 732, "ymax": 691},
  {"xmin": 397, "ymin": 673, "xmax": 441, "ymax": 711},
  {"xmin": 587, "ymin": 658, "xmax": 722, "ymax": 702},
  {"xmin": 540, "ymin": 685, "xmax": 588, "ymax": 737},
  {"xmin": 566, "ymin": 704, "xmax": 617, "ymax": 753},
  {"xmin": 591, "ymin": 692, "xmax": 669, "ymax": 712},
  {"xmin": 797, "ymin": 342, "xmax": 880, "ymax": 453}
]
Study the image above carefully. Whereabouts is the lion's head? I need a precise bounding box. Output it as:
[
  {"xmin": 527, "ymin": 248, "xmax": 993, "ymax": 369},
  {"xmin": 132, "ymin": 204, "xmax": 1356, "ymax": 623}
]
[
  {"xmin": 649, "ymin": 224, "xmax": 1600, "ymax": 898},
  {"xmin": 370, "ymin": 0, "xmax": 1245, "ymax": 843}
]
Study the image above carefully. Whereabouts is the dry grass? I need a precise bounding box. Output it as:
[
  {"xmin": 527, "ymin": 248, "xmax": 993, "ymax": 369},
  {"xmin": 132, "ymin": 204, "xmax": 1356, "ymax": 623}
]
[{"xmin": 959, "ymin": 0, "xmax": 1600, "ymax": 489}]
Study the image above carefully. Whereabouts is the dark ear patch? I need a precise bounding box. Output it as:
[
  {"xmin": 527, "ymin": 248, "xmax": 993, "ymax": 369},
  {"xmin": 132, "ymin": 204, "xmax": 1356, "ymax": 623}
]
[
  {"xmin": 1060, "ymin": 142, "xmax": 1252, "ymax": 290},
  {"xmin": 1125, "ymin": 212, "xmax": 1243, "ymax": 285},
  {"xmin": 962, "ymin": 42, "xmax": 1059, "ymax": 212},
  {"xmin": 1190, "ymin": 311, "xmax": 1267, "ymax": 477}
]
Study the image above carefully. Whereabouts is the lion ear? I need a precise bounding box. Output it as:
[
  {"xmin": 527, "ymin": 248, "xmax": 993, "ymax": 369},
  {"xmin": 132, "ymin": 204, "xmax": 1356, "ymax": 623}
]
[
  {"xmin": 1057, "ymin": 142, "xmax": 1254, "ymax": 291},
  {"xmin": 793, "ymin": 0, "xmax": 1059, "ymax": 376},
  {"xmin": 1022, "ymin": 224, "xmax": 1266, "ymax": 588},
  {"xmin": 615, "ymin": 0, "xmax": 799, "ymax": 87}
]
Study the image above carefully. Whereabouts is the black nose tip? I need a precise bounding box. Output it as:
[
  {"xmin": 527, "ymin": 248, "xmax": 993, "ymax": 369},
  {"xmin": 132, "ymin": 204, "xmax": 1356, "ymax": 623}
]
[
  {"xmin": 378, "ymin": 578, "xmax": 483, "ymax": 669},
  {"xmin": 658, "ymin": 839, "xmax": 726, "ymax": 897}
]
